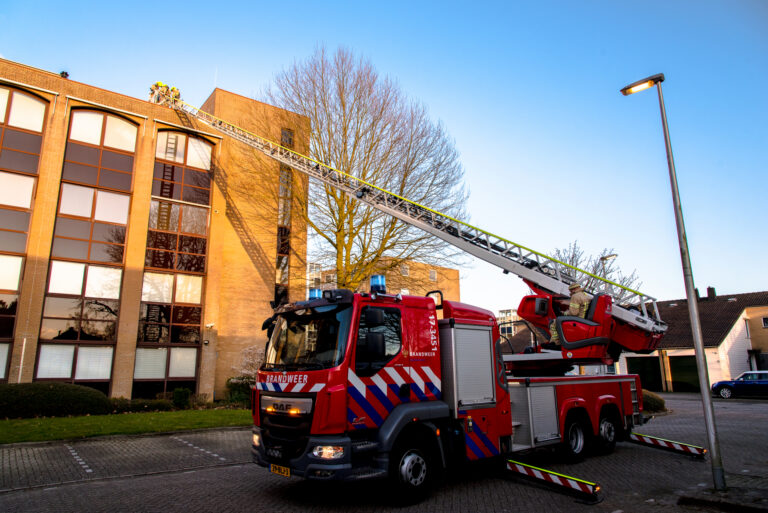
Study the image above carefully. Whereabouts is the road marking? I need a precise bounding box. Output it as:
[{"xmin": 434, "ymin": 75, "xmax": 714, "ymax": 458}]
[
  {"xmin": 65, "ymin": 445, "xmax": 94, "ymax": 474},
  {"xmin": 171, "ymin": 436, "xmax": 227, "ymax": 461}
]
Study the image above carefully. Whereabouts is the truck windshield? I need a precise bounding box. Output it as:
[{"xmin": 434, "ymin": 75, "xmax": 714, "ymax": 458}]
[{"xmin": 263, "ymin": 305, "xmax": 352, "ymax": 371}]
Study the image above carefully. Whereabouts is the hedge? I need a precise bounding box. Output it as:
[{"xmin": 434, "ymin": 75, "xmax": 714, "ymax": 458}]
[
  {"xmin": 0, "ymin": 383, "xmax": 112, "ymax": 419},
  {"xmin": 643, "ymin": 389, "xmax": 666, "ymax": 413}
]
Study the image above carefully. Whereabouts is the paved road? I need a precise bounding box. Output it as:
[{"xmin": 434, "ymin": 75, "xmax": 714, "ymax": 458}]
[{"xmin": 1, "ymin": 394, "xmax": 766, "ymax": 512}]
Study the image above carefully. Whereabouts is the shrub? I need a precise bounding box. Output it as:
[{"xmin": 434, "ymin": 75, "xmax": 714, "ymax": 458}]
[
  {"xmin": 110, "ymin": 397, "xmax": 173, "ymax": 413},
  {"xmin": 226, "ymin": 376, "xmax": 255, "ymax": 406},
  {"xmin": 172, "ymin": 388, "xmax": 192, "ymax": 409},
  {"xmin": 190, "ymin": 393, "xmax": 211, "ymax": 409},
  {"xmin": 642, "ymin": 389, "xmax": 666, "ymax": 413},
  {"xmin": 0, "ymin": 382, "xmax": 112, "ymax": 419}
]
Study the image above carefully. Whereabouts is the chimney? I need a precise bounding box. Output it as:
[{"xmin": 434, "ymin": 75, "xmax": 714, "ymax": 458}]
[
  {"xmin": 694, "ymin": 288, "xmax": 700, "ymax": 300},
  {"xmin": 707, "ymin": 287, "xmax": 716, "ymax": 300}
]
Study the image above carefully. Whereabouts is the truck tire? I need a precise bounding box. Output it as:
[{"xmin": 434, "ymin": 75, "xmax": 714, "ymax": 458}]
[
  {"xmin": 595, "ymin": 412, "xmax": 619, "ymax": 454},
  {"xmin": 562, "ymin": 414, "xmax": 589, "ymax": 461},
  {"xmin": 718, "ymin": 386, "xmax": 733, "ymax": 399},
  {"xmin": 389, "ymin": 435, "xmax": 435, "ymax": 502}
]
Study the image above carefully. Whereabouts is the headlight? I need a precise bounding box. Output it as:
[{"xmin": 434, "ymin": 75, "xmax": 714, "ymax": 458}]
[
  {"xmin": 312, "ymin": 446, "xmax": 344, "ymax": 460},
  {"xmin": 252, "ymin": 433, "xmax": 261, "ymax": 447}
]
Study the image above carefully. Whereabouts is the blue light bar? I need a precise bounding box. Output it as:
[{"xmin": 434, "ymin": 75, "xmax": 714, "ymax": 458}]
[
  {"xmin": 370, "ymin": 275, "xmax": 386, "ymax": 294},
  {"xmin": 308, "ymin": 288, "xmax": 322, "ymax": 300}
]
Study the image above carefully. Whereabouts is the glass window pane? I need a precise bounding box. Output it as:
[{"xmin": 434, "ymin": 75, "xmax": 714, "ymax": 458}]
[
  {"xmin": 168, "ymin": 347, "xmax": 197, "ymax": 377},
  {"xmin": 134, "ymin": 347, "xmax": 167, "ymax": 379},
  {"xmin": 60, "ymin": 184, "xmax": 94, "ymax": 217},
  {"xmin": 184, "ymin": 168, "xmax": 210, "ymax": 189},
  {"xmin": 0, "ymin": 294, "xmax": 18, "ymax": 315},
  {"xmin": 92, "ymin": 223, "xmax": 125, "ymax": 244},
  {"xmin": 0, "ymin": 208, "xmax": 30, "ymax": 231},
  {"xmin": 0, "ymin": 171, "xmax": 35, "ymax": 209},
  {"xmin": 180, "ymin": 205, "xmax": 208, "ymax": 235},
  {"xmin": 181, "ymin": 186, "xmax": 209, "ymax": 205},
  {"xmin": 40, "ymin": 318, "xmax": 79, "ymax": 340},
  {"xmin": 0, "ymin": 88, "xmax": 8, "ymax": 122},
  {"xmin": 8, "ymin": 92, "xmax": 46, "ymax": 132},
  {"xmin": 0, "ymin": 343, "xmax": 8, "ymax": 379},
  {"xmin": 80, "ymin": 320, "xmax": 116, "ymax": 341},
  {"xmin": 62, "ymin": 161, "xmax": 99, "ymax": 185},
  {"xmin": 150, "ymin": 200, "xmax": 180, "ymax": 231},
  {"xmin": 37, "ymin": 344, "xmax": 75, "ymax": 378},
  {"xmin": 65, "ymin": 142, "xmax": 100, "ymax": 166},
  {"xmin": 74, "ymin": 346, "xmax": 113, "ymax": 380},
  {"xmin": 94, "ymin": 190, "xmax": 129, "ymax": 224},
  {"xmin": 176, "ymin": 254, "xmax": 205, "ymax": 273},
  {"xmin": 85, "ymin": 266, "xmax": 122, "ymax": 299},
  {"xmin": 70, "ymin": 111, "xmax": 103, "ymax": 145},
  {"xmin": 0, "ymin": 231, "xmax": 27, "ymax": 253},
  {"xmin": 98, "ymin": 169, "xmax": 132, "ymax": 191},
  {"xmin": 147, "ymin": 231, "xmax": 177, "ymax": 250},
  {"xmin": 139, "ymin": 322, "xmax": 169, "ymax": 343},
  {"xmin": 145, "ymin": 250, "xmax": 175, "ymax": 269},
  {"xmin": 0, "ymin": 255, "xmax": 23, "ymax": 290},
  {"xmin": 141, "ymin": 272, "xmax": 173, "ymax": 303},
  {"xmin": 154, "ymin": 162, "xmax": 181, "ymax": 181},
  {"xmin": 83, "ymin": 298, "xmax": 119, "ymax": 320},
  {"xmin": 140, "ymin": 303, "xmax": 171, "ymax": 324},
  {"xmin": 156, "ymin": 132, "xmax": 186, "ymax": 163},
  {"xmin": 52, "ymin": 237, "xmax": 89, "ymax": 259},
  {"xmin": 186, "ymin": 138, "xmax": 212, "ymax": 170},
  {"xmin": 171, "ymin": 325, "xmax": 200, "ymax": 344},
  {"xmin": 175, "ymin": 274, "xmax": 202, "ymax": 304},
  {"xmin": 0, "ymin": 317, "xmax": 14, "ymax": 338},
  {"xmin": 3, "ymin": 129, "xmax": 43, "ymax": 153},
  {"xmin": 55, "ymin": 217, "xmax": 91, "ymax": 239},
  {"xmin": 172, "ymin": 306, "xmax": 201, "ymax": 324},
  {"xmin": 0, "ymin": 149, "xmax": 39, "ymax": 174},
  {"xmin": 43, "ymin": 297, "xmax": 81, "ymax": 318},
  {"xmin": 89, "ymin": 242, "xmax": 124, "ymax": 263},
  {"xmin": 101, "ymin": 150, "xmax": 134, "ymax": 173},
  {"xmin": 104, "ymin": 116, "xmax": 136, "ymax": 152},
  {"xmin": 179, "ymin": 235, "xmax": 206, "ymax": 254},
  {"xmin": 48, "ymin": 260, "xmax": 85, "ymax": 295},
  {"xmin": 152, "ymin": 179, "xmax": 181, "ymax": 200}
]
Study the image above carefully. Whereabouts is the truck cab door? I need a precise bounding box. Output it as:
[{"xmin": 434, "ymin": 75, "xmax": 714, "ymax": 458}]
[{"xmin": 347, "ymin": 305, "xmax": 409, "ymax": 430}]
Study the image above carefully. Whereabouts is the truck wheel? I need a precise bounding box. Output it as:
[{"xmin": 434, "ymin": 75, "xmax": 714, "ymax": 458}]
[
  {"xmin": 562, "ymin": 415, "xmax": 589, "ymax": 461},
  {"xmin": 718, "ymin": 386, "xmax": 733, "ymax": 399},
  {"xmin": 595, "ymin": 414, "xmax": 618, "ymax": 454},
  {"xmin": 390, "ymin": 437, "xmax": 434, "ymax": 502}
]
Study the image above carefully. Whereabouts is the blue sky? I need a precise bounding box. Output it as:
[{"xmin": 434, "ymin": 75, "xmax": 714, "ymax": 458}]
[{"xmin": 2, "ymin": 1, "xmax": 766, "ymax": 314}]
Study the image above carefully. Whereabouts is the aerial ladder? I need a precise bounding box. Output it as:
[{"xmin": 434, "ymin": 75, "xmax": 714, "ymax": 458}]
[{"xmin": 166, "ymin": 97, "xmax": 667, "ymax": 368}]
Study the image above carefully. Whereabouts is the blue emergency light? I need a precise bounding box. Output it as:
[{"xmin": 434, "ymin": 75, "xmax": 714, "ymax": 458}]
[
  {"xmin": 370, "ymin": 275, "xmax": 386, "ymax": 294},
  {"xmin": 308, "ymin": 288, "xmax": 322, "ymax": 300}
]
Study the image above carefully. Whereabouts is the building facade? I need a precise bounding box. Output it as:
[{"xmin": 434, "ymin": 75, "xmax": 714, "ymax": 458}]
[{"xmin": 0, "ymin": 59, "xmax": 309, "ymax": 399}]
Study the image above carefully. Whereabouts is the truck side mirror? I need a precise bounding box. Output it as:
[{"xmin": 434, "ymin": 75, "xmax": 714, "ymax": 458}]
[
  {"xmin": 534, "ymin": 298, "xmax": 549, "ymax": 316},
  {"xmin": 365, "ymin": 332, "xmax": 386, "ymax": 359},
  {"xmin": 365, "ymin": 308, "xmax": 385, "ymax": 326}
]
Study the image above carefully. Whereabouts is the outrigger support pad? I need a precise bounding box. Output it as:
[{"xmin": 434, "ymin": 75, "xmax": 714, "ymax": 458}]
[
  {"xmin": 506, "ymin": 459, "xmax": 602, "ymax": 504},
  {"xmin": 628, "ymin": 432, "xmax": 707, "ymax": 459}
]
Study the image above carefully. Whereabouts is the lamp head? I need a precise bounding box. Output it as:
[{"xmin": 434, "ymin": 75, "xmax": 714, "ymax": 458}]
[{"xmin": 620, "ymin": 73, "xmax": 665, "ymax": 96}]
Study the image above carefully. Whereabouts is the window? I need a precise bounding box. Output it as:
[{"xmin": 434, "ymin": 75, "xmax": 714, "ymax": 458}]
[
  {"xmin": 63, "ymin": 111, "xmax": 136, "ymax": 192},
  {"xmin": 763, "ymin": 317, "xmax": 768, "ymax": 329},
  {"xmin": 0, "ymin": 171, "xmax": 35, "ymax": 208},
  {"xmin": 153, "ymin": 132, "xmax": 212, "ymax": 206},
  {"xmin": 138, "ymin": 272, "xmax": 202, "ymax": 344},
  {"xmin": 0, "ymin": 255, "xmax": 21, "ymax": 345},
  {"xmin": 400, "ymin": 264, "xmax": 409, "ymax": 277},
  {"xmin": 52, "ymin": 185, "xmax": 129, "ymax": 264},
  {"xmin": 429, "ymin": 269, "xmax": 437, "ymax": 282},
  {"xmin": 275, "ymin": 164, "xmax": 292, "ymax": 304},
  {"xmin": 355, "ymin": 306, "xmax": 402, "ymax": 377},
  {"xmin": 146, "ymin": 200, "xmax": 208, "ymax": 273},
  {"xmin": 400, "ymin": 289, "xmax": 410, "ymax": 296},
  {"xmin": 36, "ymin": 344, "xmax": 114, "ymax": 387},
  {"xmin": 41, "ymin": 262, "xmax": 121, "ymax": 342}
]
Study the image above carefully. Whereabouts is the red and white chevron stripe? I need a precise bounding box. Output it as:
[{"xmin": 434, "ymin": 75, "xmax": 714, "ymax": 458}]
[
  {"xmin": 629, "ymin": 432, "xmax": 706, "ymax": 457},
  {"xmin": 506, "ymin": 460, "xmax": 599, "ymax": 496}
]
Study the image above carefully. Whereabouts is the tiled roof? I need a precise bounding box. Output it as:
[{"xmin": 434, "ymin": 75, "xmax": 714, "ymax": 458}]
[{"xmin": 655, "ymin": 291, "xmax": 768, "ymax": 349}]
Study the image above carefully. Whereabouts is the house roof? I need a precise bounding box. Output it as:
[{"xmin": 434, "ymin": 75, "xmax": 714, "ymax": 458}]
[{"xmin": 655, "ymin": 290, "xmax": 768, "ymax": 349}]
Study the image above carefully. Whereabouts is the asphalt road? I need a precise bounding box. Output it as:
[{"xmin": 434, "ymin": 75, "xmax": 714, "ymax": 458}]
[{"xmin": 1, "ymin": 394, "xmax": 766, "ymax": 512}]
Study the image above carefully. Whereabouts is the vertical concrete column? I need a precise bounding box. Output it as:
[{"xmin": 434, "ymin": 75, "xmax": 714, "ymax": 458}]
[
  {"xmin": 110, "ymin": 119, "xmax": 154, "ymax": 398},
  {"xmin": 659, "ymin": 349, "xmax": 673, "ymax": 392}
]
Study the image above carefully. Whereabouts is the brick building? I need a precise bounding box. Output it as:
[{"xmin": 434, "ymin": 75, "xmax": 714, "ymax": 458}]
[{"xmin": 0, "ymin": 58, "xmax": 309, "ymax": 399}]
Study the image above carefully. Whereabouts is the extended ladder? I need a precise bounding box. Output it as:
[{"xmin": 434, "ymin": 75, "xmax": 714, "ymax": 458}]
[{"xmin": 168, "ymin": 98, "xmax": 666, "ymax": 335}]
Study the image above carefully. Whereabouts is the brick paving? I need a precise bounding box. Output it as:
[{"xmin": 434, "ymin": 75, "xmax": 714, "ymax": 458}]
[{"xmin": 0, "ymin": 395, "xmax": 765, "ymax": 512}]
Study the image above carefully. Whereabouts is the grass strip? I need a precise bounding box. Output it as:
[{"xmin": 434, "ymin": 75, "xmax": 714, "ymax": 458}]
[{"xmin": 0, "ymin": 409, "xmax": 252, "ymax": 444}]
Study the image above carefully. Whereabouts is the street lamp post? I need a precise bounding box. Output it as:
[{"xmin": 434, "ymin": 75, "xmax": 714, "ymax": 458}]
[
  {"xmin": 621, "ymin": 74, "xmax": 726, "ymax": 491},
  {"xmin": 599, "ymin": 253, "xmax": 618, "ymax": 291}
]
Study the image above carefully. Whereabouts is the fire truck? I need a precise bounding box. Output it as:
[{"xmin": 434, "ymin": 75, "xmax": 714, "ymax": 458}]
[{"xmin": 168, "ymin": 98, "xmax": 669, "ymax": 496}]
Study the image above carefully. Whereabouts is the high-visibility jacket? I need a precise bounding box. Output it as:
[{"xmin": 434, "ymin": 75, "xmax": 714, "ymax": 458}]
[{"xmin": 567, "ymin": 290, "xmax": 590, "ymax": 317}]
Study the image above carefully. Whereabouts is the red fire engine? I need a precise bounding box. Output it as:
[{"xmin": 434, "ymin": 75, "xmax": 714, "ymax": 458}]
[{"xmin": 167, "ymin": 97, "xmax": 670, "ymax": 497}]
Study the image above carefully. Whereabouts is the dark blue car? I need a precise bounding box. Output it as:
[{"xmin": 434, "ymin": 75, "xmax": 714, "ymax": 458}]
[{"xmin": 711, "ymin": 371, "xmax": 768, "ymax": 399}]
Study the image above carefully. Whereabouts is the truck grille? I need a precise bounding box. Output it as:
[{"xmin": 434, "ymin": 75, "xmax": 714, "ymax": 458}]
[{"xmin": 261, "ymin": 411, "xmax": 313, "ymax": 462}]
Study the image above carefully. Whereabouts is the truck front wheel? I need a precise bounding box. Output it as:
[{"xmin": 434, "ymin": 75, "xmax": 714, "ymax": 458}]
[{"xmin": 390, "ymin": 436, "xmax": 435, "ymax": 502}]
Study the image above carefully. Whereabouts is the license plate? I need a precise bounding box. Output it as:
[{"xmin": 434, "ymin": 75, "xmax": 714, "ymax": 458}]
[{"xmin": 270, "ymin": 464, "xmax": 290, "ymax": 477}]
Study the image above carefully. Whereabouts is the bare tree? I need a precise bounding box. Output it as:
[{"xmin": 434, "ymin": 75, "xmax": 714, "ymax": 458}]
[
  {"xmin": 265, "ymin": 47, "xmax": 469, "ymax": 291},
  {"xmin": 552, "ymin": 241, "xmax": 641, "ymax": 293}
]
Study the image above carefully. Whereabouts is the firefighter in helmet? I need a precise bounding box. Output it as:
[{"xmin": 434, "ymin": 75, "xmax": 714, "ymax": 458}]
[{"xmin": 547, "ymin": 282, "xmax": 590, "ymax": 347}]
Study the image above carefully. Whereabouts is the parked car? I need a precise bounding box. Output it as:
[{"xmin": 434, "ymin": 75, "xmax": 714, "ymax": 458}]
[{"xmin": 711, "ymin": 371, "xmax": 768, "ymax": 399}]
